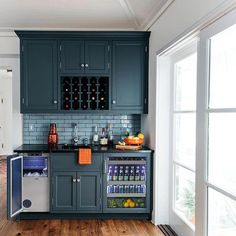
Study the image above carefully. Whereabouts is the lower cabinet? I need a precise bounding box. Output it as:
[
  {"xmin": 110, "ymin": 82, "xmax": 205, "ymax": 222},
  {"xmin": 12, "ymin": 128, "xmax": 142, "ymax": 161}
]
[{"xmin": 51, "ymin": 171, "xmax": 101, "ymax": 213}]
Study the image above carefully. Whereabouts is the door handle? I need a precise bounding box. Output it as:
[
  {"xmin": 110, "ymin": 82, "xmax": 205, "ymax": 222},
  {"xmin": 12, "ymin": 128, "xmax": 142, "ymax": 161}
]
[
  {"xmin": 53, "ymin": 100, "xmax": 58, "ymax": 104},
  {"xmin": 85, "ymin": 64, "xmax": 89, "ymax": 68},
  {"xmin": 72, "ymin": 179, "xmax": 76, "ymax": 183},
  {"xmin": 77, "ymin": 178, "xmax": 80, "ymax": 183},
  {"xmin": 104, "ymin": 159, "xmax": 107, "ymax": 174},
  {"xmin": 81, "ymin": 63, "xmax": 85, "ymax": 68},
  {"xmin": 112, "ymin": 100, "xmax": 116, "ymax": 104}
]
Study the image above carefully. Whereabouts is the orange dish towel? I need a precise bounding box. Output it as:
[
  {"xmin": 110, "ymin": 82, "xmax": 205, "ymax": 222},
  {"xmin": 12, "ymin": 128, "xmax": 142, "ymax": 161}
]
[{"xmin": 78, "ymin": 148, "xmax": 92, "ymax": 165}]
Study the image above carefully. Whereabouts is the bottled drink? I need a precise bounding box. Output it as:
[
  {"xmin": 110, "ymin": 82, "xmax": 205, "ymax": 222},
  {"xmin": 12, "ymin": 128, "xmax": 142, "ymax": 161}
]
[
  {"xmin": 118, "ymin": 166, "xmax": 124, "ymax": 181},
  {"xmin": 119, "ymin": 185, "xmax": 124, "ymax": 193},
  {"xmin": 90, "ymin": 101, "xmax": 97, "ymax": 110},
  {"xmin": 90, "ymin": 84, "xmax": 96, "ymax": 93},
  {"xmin": 90, "ymin": 94, "xmax": 96, "ymax": 101},
  {"xmin": 90, "ymin": 77, "xmax": 97, "ymax": 84},
  {"xmin": 72, "ymin": 102, "xmax": 79, "ymax": 110},
  {"xmin": 92, "ymin": 125, "xmax": 99, "ymax": 146},
  {"xmin": 114, "ymin": 185, "xmax": 118, "ymax": 193},
  {"xmin": 124, "ymin": 166, "xmax": 129, "ymax": 181},
  {"xmin": 112, "ymin": 166, "xmax": 118, "ymax": 181},
  {"xmin": 140, "ymin": 166, "xmax": 146, "ymax": 181},
  {"xmin": 137, "ymin": 185, "xmax": 141, "ymax": 193},
  {"xmin": 81, "ymin": 102, "xmax": 88, "ymax": 110},
  {"xmin": 135, "ymin": 166, "xmax": 140, "ymax": 181},
  {"xmin": 108, "ymin": 123, "xmax": 114, "ymax": 146},
  {"xmin": 141, "ymin": 185, "xmax": 146, "ymax": 194},
  {"xmin": 48, "ymin": 123, "xmax": 58, "ymax": 146},
  {"xmin": 129, "ymin": 185, "xmax": 134, "ymax": 193},
  {"xmin": 125, "ymin": 185, "xmax": 129, "ymax": 193},
  {"xmin": 107, "ymin": 166, "xmax": 113, "ymax": 181},
  {"xmin": 63, "ymin": 101, "xmax": 71, "ymax": 110},
  {"xmin": 129, "ymin": 166, "xmax": 135, "ymax": 181},
  {"xmin": 100, "ymin": 127, "xmax": 108, "ymax": 146},
  {"xmin": 81, "ymin": 85, "xmax": 88, "ymax": 93}
]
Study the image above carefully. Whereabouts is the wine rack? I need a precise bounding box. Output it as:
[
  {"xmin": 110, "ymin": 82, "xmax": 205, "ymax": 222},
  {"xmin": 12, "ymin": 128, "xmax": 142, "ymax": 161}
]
[{"xmin": 61, "ymin": 76, "xmax": 109, "ymax": 110}]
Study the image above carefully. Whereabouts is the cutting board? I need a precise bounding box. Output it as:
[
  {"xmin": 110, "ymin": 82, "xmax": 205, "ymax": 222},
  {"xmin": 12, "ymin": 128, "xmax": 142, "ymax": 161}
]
[{"xmin": 115, "ymin": 145, "xmax": 142, "ymax": 150}]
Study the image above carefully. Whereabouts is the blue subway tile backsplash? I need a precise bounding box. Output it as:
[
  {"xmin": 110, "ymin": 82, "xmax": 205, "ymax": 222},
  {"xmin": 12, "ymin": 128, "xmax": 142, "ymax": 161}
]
[{"xmin": 23, "ymin": 114, "xmax": 141, "ymax": 144}]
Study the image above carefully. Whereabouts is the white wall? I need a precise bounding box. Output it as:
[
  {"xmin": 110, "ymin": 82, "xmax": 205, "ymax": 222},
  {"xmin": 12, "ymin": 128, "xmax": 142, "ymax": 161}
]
[
  {"xmin": 142, "ymin": 0, "xmax": 235, "ymax": 225},
  {"xmin": 0, "ymin": 33, "xmax": 22, "ymax": 151}
]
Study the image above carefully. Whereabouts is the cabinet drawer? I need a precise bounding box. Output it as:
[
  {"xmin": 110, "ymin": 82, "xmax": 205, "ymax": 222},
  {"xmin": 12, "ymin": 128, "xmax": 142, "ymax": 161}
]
[{"xmin": 51, "ymin": 153, "xmax": 102, "ymax": 171}]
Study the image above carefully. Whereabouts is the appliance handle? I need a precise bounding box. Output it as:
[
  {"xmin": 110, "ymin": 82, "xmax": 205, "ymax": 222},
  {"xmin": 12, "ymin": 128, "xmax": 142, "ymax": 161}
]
[{"xmin": 104, "ymin": 159, "xmax": 107, "ymax": 174}]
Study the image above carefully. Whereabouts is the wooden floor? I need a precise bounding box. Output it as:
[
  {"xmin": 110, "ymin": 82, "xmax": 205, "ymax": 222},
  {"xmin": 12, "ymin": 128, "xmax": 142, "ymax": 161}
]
[{"xmin": 0, "ymin": 159, "xmax": 164, "ymax": 236}]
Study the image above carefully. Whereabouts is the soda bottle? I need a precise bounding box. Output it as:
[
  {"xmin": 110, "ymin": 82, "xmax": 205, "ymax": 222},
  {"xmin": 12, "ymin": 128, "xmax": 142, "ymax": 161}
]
[
  {"xmin": 118, "ymin": 166, "xmax": 124, "ymax": 181},
  {"xmin": 108, "ymin": 166, "xmax": 113, "ymax": 181},
  {"xmin": 135, "ymin": 166, "xmax": 140, "ymax": 181},
  {"xmin": 113, "ymin": 166, "xmax": 118, "ymax": 181},
  {"xmin": 140, "ymin": 166, "xmax": 146, "ymax": 181},
  {"xmin": 129, "ymin": 166, "xmax": 135, "ymax": 181},
  {"xmin": 124, "ymin": 166, "xmax": 129, "ymax": 181}
]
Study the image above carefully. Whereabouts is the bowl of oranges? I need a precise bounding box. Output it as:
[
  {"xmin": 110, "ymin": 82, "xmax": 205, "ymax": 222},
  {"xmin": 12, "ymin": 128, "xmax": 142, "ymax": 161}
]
[{"xmin": 124, "ymin": 133, "xmax": 144, "ymax": 145}]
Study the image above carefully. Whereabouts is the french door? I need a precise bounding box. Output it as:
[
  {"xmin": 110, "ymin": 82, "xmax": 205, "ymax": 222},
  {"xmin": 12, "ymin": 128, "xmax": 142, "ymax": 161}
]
[
  {"xmin": 196, "ymin": 9, "xmax": 236, "ymax": 236},
  {"xmin": 170, "ymin": 42, "xmax": 198, "ymax": 236}
]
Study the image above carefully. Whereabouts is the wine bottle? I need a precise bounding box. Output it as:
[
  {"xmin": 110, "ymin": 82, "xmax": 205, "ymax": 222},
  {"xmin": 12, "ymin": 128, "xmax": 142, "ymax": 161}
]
[
  {"xmin": 90, "ymin": 101, "xmax": 97, "ymax": 110},
  {"xmin": 63, "ymin": 101, "xmax": 71, "ymax": 110},
  {"xmin": 90, "ymin": 77, "xmax": 97, "ymax": 84}
]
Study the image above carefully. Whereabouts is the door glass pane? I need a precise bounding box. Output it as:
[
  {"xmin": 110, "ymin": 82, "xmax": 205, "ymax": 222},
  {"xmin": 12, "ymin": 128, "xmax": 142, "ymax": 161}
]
[
  {"xmin": 174, "ymin": 165, "xmax": 195, "ymax": 226},
  {"xmin": 174, "ymin": 53, "xmax": 197, "ymax": 111},
  {"xmin": 174, "ymin": 113, "xmax": 196, "ymax": 169},
  {"xmin": 208, "ymin": 113, "xmax": 236, "ymax": 195},
  {"xmin": 208, "ymin": 188, "xmax": 236, "ymax": 236},
  {"xmin": 209, "ymin": 24, "xmax": 236, "ymax": 108}
]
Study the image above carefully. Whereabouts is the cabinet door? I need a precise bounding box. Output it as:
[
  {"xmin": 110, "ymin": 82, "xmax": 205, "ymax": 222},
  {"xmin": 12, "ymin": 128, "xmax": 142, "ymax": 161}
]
[
  {"xmin": 51, "ymin": 171, "xmax": 77, "ymax": 212},
  {"xmin": 84, "ymin": 41, "xmax": 109, "ymax": 74},
  {"xmin": 22, "ymin": 40, "xmax": 58, "ymax": 112},
  {"xmin": 112, "ymin": 41, "xmax": 145, "ymax": 112},
  {"xmin": 77, "ymin": 172, "xmax": 101, "ymax": 212},
  {"xmin": 60, "ymin": 40, "xmax": 85, "ymax": 74}
]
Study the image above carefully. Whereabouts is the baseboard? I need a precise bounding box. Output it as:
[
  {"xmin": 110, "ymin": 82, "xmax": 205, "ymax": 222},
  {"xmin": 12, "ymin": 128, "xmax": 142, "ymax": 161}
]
[{"xmin": 158, "ymin": 225, "xmax": 178, "ymax": 236}]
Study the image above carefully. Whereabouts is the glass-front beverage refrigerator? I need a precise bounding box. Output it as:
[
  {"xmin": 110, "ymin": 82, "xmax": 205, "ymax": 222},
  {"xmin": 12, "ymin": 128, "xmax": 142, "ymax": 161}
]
[{"xmin": 103, "ymin": 152, "xmax": 152, "ymax": 213}]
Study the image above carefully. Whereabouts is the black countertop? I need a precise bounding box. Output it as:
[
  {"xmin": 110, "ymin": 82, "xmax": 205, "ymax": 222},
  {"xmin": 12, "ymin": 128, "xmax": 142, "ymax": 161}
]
[{"xmin": 14, "ymin": 144, "xmax": 153, "ymax": 153}]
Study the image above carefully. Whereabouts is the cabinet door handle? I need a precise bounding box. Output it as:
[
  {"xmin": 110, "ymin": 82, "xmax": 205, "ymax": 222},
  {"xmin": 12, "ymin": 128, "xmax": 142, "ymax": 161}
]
[
  {"xmin": 73, "ymin": 179, "xmax": 76, "ymax": 183},
  {"xmin": 53, "ymin": 100, "xmax": 58, "ymax": 104},
  {"xmin": 77, "ymin": 178, "xmax": 80, "ymax": 183},
  {"xmin": 112, "ymin": 100, "xmax": 116, "ymax": 104},
  {"xmin": 85, "ymin": 64, "xmax": 89, "ymax": 68},
  {"xmin": 104, "ymin": 160, "xmax": 107, "ymax": 174},
  {"xmin": 81, "ymin": 63, "xmax": 85, "ymax": 68}
]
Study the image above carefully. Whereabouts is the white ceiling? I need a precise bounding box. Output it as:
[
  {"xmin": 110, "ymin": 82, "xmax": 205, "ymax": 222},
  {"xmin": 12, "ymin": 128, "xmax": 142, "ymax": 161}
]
[{"xmin": 0, "ymin": 0, "xmax": 172, "ymax": 31}]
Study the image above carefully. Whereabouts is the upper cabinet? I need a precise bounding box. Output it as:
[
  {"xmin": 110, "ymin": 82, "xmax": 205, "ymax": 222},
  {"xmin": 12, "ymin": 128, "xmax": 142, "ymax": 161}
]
[
  {"xmin": 112, "ymin": 41, "xmax": 147, "ymax": 113},
  {"xmin": 16, "ymin": 31, "xmax": 150, "ymax": 114},
  {"xmin": 60, "ymin": 40, "xmax": 110, "ymax": 75},
  {"xmin": 21, "ymin": 40, "xmax": 58, "ymax": 113}
]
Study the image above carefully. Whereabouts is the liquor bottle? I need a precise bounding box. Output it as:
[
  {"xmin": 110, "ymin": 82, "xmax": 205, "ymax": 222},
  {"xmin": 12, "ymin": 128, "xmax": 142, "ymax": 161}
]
[
  {"xmin": 118, "ymin": 166, "xmax": 124, "ymax": 181},
  {"xmin": 73, "ymin": 85, "xmax": 79, "ymax": 92},
  {"xmin": 90, "ymin": 77, "xmax": 97, "ymax": 84},
  {"xmin": 124, "ymin": 166, "xmax": 129, "ymax": 181},
  {"xmin": 90, "ymin": 93, "xmax": 96, "ymax": 101},
  {"xmin": 140, "ymin": 166, "xmax": 146, "ymax": 181},
  {"xmin": 129, "ymin": 166, "xmax": 135, "ymax": 181},
  {"xmin": 90, "ymin": 84, "xmax": 96, "ymax": 93},
  {"xmin": 72, "ymin": 102, "xmax": 79, "ymax": 110},
  {"xmin": 90, "ymin": 101, "xmax": 97, "ymax": 110},
  {"xmin": 135, "ymin": 166, "xmax": 140, "ymax": 181},
  {"xmin": 113, "ymin": 166, "xmax": 118, "ymax": 181},
  {"xmin": 64, "ymin": 77, "xmax": 70, "ymax": 85},
  {"xmin": 73, "ymin": 94, "xmax": 79, "ymax": 101},
  {"xmin": 99, "ymin": 102, "xmax": 106, "ymax": 110},
  {"xmin": 99, "ymin": 127, "xmax": 108, "ymax": 145},
  {"xmin": 81, "ymin": 102, "xmax": 88, "ymax": 110},
  {"xmin": 64, "ymin": 93, "xmax": 70, "ymax": 101},
  {"xmin": 81, "ymin": 84, "xmax": 88, "ymax": 93},
  {"xmin": 63, "ymin": 101, "xmax": 71, "ymax": 110},
  {"xmin": 108, "ymin": 123, "xmax": 114, "ymax": 146},
  {"xmin": 92, "ymin": 126, "xmax": 99, "ymax": 146}
]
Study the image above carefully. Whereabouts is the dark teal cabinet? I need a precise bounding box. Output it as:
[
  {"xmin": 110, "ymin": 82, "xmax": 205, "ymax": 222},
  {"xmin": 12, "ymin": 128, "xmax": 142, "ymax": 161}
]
[
  {"xmin": 52, "ymin": 171, "xmax": 77, "ymax": 212},
  {"xmin": 51, "ymin": 153, "xmax": 102, "ymax": 213},
  {"xmin": 60, "ymin": 40, "xmax": 110, "ymax": 75},
  {"xmin": 60, "ymin": 40, "xmax": 84, "ymax": 74},
  {"xmin": 111, "ymin": 41, "xmax": 147, "ymax": 113},
  {"xmin": 77, "ymin": 172, "xmax": 101, "ymax": 212},
  {"xmin": 16, "ymin": 31, "xmax": 150, "ymax": 114},
  {"xmin": 21, "ymin": 40, "xmax": 58, "ymax": 112}
]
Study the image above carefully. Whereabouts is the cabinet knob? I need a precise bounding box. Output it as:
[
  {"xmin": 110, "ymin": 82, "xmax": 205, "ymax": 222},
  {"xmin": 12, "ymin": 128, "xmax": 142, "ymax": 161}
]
[
  {"xmin": 81, "ymin": 63, "xmax": 85, "ymax": 68},
  {"xmin": 73, "ymin": 179, "xmax": 76, "ymax": 183},
  {"xmin": 85, "ymin": 64, "xmax": 89, "ymax": 68},
  {"xmin": 112, "ymin": 100, "xmax": 116, "ymax": 104},
  {"xmin": 53, "ymin": 100, "xmax": 58, "ymax": 104},
  {"xmin": 77, "ymin": 178, "xmax": 80, "ymax": 183}
]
